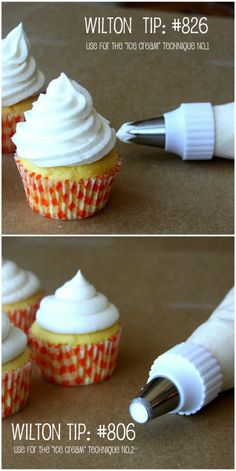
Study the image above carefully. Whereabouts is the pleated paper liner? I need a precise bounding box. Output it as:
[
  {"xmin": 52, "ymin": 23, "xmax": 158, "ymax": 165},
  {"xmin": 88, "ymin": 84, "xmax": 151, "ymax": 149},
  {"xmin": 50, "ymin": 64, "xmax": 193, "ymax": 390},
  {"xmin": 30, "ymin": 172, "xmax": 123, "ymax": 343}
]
[
  {"xmin": 4, "ymin": 292, "xmax": 44, "ymax": 335},
  {"xmin": 2, "ymin": 357, "xmax": 33, "ymax": 418},
  {"xmin": 29, "ymin": 326, "xmax": 121, "ymax": 386},
  {"xmin": 15, "ymin": 158, "xmax": 121, "ymax": 220},
  {"xmin": 2, "ymin": 112, "xmax": 25, "ymax": 154}
]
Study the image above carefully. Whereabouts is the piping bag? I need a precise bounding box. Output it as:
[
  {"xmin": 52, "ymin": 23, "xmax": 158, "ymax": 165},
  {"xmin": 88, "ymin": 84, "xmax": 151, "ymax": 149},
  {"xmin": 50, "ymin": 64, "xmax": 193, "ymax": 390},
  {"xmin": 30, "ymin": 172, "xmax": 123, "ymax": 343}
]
[
  {"xmin": 130, "ymin": 287, "xmax": 234, "ymax": 424},
  {"xmin": 117, "ymin": 102, "xmax": 234, "ymax": 160}
]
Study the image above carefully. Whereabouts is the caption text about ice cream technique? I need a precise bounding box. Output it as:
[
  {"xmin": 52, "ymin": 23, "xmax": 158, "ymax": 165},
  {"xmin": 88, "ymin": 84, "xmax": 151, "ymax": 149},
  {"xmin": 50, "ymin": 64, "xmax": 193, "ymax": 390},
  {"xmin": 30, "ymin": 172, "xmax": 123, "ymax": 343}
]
[
  {"xmin": 11, "ymin": 422, "xmax": 137, "ymax": 455},
  {"xmin": 83, "ymin": 16, "xmax": 210, "ymax": 52}
]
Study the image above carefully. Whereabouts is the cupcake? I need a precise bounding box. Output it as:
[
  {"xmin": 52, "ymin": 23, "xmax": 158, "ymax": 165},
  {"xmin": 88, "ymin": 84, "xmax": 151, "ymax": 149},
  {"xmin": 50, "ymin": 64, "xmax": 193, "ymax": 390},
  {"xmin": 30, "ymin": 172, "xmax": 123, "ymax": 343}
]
[
  {"xmin": 2, "ymin": 259, "xmax": 44, "ymax": 334},
  {"xmin": 12, "ymin": 73, "xmax": 121, "ymax": 220},
  {"xmin": 2, "ymin": 23, "xmax": 45, "ymax": 153},
  {"xmin": 29, "ymin": 270, "xmax": 121, "ymax": 386},
  {"xmin": 2, "ymin": 312, "xmax": 33, "ymax": 417}
]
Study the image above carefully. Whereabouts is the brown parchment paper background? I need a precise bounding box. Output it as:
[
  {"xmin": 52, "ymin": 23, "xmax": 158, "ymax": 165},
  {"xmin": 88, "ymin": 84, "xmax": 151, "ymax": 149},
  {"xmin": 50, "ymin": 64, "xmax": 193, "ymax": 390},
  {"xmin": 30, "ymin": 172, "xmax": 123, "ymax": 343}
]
[
  {"xmin": 2, "ymin": 237, "xmax": 234, "ymax": 469},
  {"xmin": 2, "ymin": 2, "xmax": 234, "ymax": 235}
]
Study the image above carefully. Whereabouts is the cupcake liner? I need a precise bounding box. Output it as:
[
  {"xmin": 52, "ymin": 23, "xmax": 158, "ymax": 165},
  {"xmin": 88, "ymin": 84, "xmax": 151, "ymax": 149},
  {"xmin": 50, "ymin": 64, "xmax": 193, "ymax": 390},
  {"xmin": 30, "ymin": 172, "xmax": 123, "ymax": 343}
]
[
  {"xmin": 2, "ymin": 357, "xmax": 33, "ymax": 418},
  {"xmin": 2, "ymin": 112, "xmax": 25, "ymax": 154},
  {"xmin": 29, "ymin": 326, "xmax": 121, "ymax": 386},
  {"xmin": 15, "ymin": 158, "xmax": 121, "ymax": 220},
  {"xmin": 4, "ymin": 293, "xmax": 44, "ymax": 335}
]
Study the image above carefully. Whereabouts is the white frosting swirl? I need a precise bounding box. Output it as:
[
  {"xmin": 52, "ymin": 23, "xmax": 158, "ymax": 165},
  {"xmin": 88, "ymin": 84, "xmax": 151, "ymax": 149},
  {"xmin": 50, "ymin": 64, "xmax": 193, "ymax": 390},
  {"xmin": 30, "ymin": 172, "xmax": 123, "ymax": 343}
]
[
  {"xmin": 2, "ymin": 312, "xmax": 27, "ymax": 364},
  {"xmin": 36, "ymin": 270, "xmax": 119, "ymax": 334},
  {"xmin": 2, "ymin": 259, "xmax": 41, "ymax": 304},
  {"xmin": 12, "ymin": 73, "xmax": 116, "ymax": 167},
  {"xmin": 2, "ymin": 23, "xmax": 45, "ymax": 106}
]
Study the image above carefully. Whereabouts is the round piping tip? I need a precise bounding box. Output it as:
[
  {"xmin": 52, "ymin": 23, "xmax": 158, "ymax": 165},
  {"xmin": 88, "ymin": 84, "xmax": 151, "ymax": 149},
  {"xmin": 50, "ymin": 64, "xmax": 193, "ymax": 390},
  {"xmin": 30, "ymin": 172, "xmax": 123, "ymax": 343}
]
[
  {"xmin": 129, "ymin": 398, "xmax": 152, "ymax": 424},
  {"xmin": 129, "ymin": 377, "xmax": 180, "ymax": 424}
]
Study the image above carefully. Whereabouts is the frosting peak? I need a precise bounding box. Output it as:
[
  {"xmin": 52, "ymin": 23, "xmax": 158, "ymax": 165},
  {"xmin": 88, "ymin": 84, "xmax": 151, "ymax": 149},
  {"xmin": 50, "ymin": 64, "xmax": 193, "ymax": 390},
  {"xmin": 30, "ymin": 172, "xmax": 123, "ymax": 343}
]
[
  {"xmin": 48, "ymin": 73, "xmax": 92, "ymax": 113},
  {"xmin": 2, "ymin": 312, "xmax": 27, "ymax": 364},
  {"xmin": 36, "ymin": 270, "xmax": 119, "ymax": 334},
  {"xmin": 56, "ymin": 270, "xmax": 96, "ymax": 301},
  {"xmin": 2, "ymin": 259, "xmax": 41, "ymax": 304},
  {"xmin": 12, "ymin": 73, "xmax": 116, "ymax": 167},
  {"xmin": 2, "ymin": 23, "xmax": 45, "ymax": 106},
  {"xmin": 2, "ymin": 23, "xmax": 28, "ymax": 64}
]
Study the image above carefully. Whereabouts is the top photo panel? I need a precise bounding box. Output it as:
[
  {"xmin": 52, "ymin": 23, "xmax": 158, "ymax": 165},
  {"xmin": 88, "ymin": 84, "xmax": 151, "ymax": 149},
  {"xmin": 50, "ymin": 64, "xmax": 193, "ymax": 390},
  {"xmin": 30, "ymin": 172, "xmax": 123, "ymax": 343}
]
[{"xmin": 2, "ymin": 1, "xmax": 234, "ymax": 235}]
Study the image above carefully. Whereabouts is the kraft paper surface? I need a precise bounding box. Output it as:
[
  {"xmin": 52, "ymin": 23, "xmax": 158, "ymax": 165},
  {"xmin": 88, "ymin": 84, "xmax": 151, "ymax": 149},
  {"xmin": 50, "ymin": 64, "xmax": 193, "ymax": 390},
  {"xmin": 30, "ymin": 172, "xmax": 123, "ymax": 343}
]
[
  {"xmin": 2, "ymin": 237, "xmax": 234, "ymax": 469},
  {"xmin": 2, "ymin": 2, "xmax": 234, "ymax": 235}
]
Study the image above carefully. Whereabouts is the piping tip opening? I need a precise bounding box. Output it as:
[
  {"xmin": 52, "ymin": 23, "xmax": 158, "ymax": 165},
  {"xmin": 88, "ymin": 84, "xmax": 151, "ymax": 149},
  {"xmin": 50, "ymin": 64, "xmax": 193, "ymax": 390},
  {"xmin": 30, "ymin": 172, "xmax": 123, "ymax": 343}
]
[
  {"xmin": 116, "ymin": 122, "xmax": 133, "ymax": 143},
  {"xmin": 116, "ymin": 117, "xmax": 166, "ymax": 147},
  {"xmin": 129, "ymin": 398, "xmax": 151, "ymax": 424}
]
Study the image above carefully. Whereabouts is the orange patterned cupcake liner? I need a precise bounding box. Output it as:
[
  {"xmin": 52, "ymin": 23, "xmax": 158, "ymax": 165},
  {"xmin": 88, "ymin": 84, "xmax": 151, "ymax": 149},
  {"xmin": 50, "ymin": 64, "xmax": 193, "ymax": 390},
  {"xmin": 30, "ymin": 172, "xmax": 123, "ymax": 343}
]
[
  {"xmin": 29, "ymin": 326, "xmax": 121, "ymax": 386},
  {"xmin": 4, "ymin": 294, "xmax": 44, "ymax": 335},
  {"xmin": 2, "ymin": 112, "xmax": 25, "ymax": 154},
  {"xmin": 15, "ymin": 158, "xmax": 121, "ymax": 220},
  {"xmin": 2, "ymin": 357, "xmax": 33, "ymax": 418}
]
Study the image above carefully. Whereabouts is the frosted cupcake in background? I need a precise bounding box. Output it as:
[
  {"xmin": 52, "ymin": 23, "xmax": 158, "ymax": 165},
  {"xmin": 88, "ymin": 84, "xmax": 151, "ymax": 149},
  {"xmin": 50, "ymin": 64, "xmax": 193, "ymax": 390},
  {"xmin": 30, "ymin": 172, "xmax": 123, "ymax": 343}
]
[
  {"xmin": 2, "ymin": 259, "xmax": 44, "ymax": 334},
  {"xmin": 2, "ymin": 23, "xmax": 45, "ymax": 153},
  {"xmin": 2, "ymin": 312, "xmax": 33, "ymax": 417},
  {"xmin": 29, "ymin": 270, "xmax": 121, "ymax": 386},
  {"xmin": 12, "ymin": 73, "xmax": 121, "ymax": 220}
]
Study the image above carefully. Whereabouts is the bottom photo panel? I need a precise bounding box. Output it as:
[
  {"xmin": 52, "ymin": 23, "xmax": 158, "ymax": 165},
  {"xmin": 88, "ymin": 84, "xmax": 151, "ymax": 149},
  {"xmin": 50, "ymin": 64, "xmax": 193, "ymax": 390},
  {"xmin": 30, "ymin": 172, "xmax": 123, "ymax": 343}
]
[{"xmin": 2, "ymin": 236, "xmax": 234, "ymax": 470}]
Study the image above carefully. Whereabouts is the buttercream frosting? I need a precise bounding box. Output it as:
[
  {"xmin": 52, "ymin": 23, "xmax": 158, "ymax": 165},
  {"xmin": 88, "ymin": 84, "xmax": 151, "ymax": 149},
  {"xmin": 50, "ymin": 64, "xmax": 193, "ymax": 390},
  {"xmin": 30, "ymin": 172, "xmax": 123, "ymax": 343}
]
[
  {"xmin": 2, "ymin": 259, "xmax": 41, "ymax": 304},
  {"xmin": 2, "ymin": 312, "xmax": 27, "ymax": 364},
  {"xmin": 188, "ymin": 287, "xmax": 234, "ymax": 390},
  {"xmin": 12, "ymin": 72, "xmax": 116, "ymax": 167},
  {"xmin": 2, "ymin": 23, "xmax": 45, "ymax": 106},
  {"xmin": 36, "ymin": 270, "xmax": 119, "ymax": 334}
]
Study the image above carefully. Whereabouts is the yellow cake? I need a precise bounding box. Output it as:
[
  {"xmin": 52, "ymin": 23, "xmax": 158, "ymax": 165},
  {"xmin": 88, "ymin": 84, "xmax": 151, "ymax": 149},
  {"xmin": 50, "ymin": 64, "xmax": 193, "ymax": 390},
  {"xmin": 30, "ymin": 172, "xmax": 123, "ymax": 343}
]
[
  {"xmin": 3, "ymin": 290, "xmax": 44, "ymax": 312},
  {"xmin": 2, "ymin": 347, "xmax": 31, "ymax": 373},
  {"xmin": 31, "ymin": 321, "xmax": 120, "ymax": 346},
  {"xmin": 2, "ymin": 95, "xmax": 38, "ymax": 116},
  {"xmin": 17, "ymin": 148, "xmax": 119, "ymax": 180}
]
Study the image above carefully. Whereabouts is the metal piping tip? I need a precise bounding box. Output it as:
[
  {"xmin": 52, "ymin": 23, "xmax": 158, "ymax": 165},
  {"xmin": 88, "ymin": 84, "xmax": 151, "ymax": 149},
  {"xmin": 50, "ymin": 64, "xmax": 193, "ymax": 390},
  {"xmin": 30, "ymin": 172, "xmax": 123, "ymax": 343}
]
[
  {"xmin": 116, "ymin": 122, "xmax": 134, "ymax": 144},
  {"xmin": 129, "ymin": 377, "xmax": 180, "ymax": 424},
  {"xmin": 117, "ymin": 117, "xmax": 166, "ymax": 147}
]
